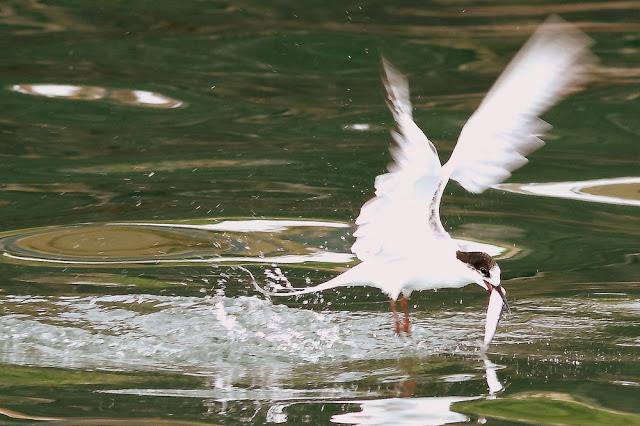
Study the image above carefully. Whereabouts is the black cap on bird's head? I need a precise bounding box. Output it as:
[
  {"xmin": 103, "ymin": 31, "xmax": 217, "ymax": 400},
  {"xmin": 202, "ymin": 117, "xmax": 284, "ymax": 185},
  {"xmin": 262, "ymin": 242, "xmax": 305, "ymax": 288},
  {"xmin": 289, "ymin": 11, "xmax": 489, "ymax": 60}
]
[{"xmin": 456, "ymin": 251, "xmax": 510, "ymax": 313}]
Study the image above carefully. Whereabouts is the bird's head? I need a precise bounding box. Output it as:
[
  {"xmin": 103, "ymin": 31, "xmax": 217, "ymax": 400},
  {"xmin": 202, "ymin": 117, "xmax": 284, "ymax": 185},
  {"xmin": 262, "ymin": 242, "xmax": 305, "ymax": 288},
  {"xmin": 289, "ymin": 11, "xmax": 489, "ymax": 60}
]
[{"xmin": 456, "ymin": 250, "xmax": 509, "ymax": 313}]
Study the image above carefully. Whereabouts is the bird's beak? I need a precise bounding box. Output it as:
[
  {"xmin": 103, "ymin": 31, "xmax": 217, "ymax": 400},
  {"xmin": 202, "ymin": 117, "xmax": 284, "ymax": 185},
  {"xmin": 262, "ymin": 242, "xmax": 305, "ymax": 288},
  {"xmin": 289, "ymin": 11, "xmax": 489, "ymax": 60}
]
[{"xmin": 484, "ymin": 280, "xmax": 510, "ymax": 314}]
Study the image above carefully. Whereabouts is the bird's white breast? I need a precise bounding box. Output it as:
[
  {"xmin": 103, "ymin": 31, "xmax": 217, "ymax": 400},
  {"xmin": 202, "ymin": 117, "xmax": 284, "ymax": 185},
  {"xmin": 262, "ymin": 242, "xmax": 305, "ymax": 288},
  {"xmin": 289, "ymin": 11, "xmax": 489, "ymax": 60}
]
[{"xmin": 361, "ymin": 248, "xmax": 477, "ymax": 298}]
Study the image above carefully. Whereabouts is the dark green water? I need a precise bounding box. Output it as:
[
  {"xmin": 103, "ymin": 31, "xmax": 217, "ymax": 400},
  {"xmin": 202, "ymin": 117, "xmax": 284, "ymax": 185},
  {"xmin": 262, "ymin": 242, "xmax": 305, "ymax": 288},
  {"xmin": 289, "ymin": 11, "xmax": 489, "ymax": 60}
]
[{"xmin": 1, "ymin": 1, "xmax": 639, "ymax": 425}]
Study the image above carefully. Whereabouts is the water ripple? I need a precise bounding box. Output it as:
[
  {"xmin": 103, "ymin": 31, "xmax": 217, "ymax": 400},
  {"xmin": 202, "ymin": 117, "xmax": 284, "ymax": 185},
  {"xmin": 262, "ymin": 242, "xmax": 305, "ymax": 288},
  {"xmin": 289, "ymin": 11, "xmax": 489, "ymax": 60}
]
[
  {"xmin": 0, "ymin": 219, "xmax": 353, "ymax": 268},
  {"xmin": 10, "ymin": 84, "xmax": 184, "ymax": 109},
  {"xmin": 0, "ymin": 219, "xmax": 510, "ymax": 268},
  {"xmin": 495, "ymin": 177, "xmax": 640, "ymax": 206}
]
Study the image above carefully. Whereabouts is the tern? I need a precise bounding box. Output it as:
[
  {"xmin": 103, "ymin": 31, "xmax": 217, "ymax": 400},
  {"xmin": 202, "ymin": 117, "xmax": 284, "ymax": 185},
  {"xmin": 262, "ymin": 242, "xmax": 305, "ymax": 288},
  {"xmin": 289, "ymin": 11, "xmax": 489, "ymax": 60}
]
[{"xmin": 253, "ymin": 17, "xmax": 594, "ymax": 346}]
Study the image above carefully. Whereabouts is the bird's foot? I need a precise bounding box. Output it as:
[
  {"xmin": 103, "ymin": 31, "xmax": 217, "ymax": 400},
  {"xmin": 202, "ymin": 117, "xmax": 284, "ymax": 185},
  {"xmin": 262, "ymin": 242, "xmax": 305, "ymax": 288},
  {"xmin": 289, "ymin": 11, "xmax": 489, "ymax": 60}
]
[
  {"xmin": 394, "ymin": 322, "xmax": 401, "ymax": 335},
  {"xmin": 402, "ymin": 320, "xmax": 411, "ymax": 335},
  {"xmin": 400, "ymin": 296, "xmax": 411, "ymax": 335}
]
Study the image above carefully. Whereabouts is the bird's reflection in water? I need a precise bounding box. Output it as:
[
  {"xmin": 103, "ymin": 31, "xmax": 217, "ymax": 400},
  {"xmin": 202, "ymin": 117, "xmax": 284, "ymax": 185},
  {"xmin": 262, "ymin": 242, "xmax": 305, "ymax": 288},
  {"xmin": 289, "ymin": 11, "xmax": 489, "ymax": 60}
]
[
  {"xmin": 331, "ymin": 355, "xmax": 504, "ymax": 426},
  {"xmin": 483, "ymin": 355, "xmax": 504, "ymax": 396},
  {"xmin": 330, "ymin": 396, "xmax": 473, "ymax": 425}
]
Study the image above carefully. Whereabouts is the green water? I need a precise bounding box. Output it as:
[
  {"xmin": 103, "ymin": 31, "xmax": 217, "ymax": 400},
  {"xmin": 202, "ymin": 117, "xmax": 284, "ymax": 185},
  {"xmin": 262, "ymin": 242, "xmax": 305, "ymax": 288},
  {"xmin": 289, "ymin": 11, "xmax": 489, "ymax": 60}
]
[{"xmin": 0, "ymin": 1, "xmax": 639, "ymax": 425}]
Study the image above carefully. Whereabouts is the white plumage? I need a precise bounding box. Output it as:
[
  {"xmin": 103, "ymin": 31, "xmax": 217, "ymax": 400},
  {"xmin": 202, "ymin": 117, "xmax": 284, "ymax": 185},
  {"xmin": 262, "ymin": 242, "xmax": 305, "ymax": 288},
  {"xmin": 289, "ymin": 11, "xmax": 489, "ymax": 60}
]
[{"xmin": 254, "ymin": 16, "xmax": 594, "ymax": 345}]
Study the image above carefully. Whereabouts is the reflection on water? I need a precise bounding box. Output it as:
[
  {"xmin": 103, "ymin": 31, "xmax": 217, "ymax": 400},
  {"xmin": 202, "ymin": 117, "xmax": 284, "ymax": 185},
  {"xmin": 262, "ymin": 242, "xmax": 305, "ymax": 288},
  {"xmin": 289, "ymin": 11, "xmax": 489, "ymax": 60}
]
[
  {"xmin": 387, "ymin": 2, "xmax": 640, "ymax": 18},
  {"xmin": 0, "ymin": 407, "xmax": 61, "ymax": 421},
  {"xmin": 101, "ymin": 386, "xmax": 364, "ymax": 401},
  {"xmin": 0, "ymin": 403, "xmax": 214, "ymax": 426},
  {"xmin": 0, "ymin": 288, "xmax": 637, "ymax": 423},
  {"xmin": 483, "ymin": 356, "xmax": 504, "ymax": 395},
  {"xmin": 453, "ymin": 238, "xmax": 505, "ymax": 258},
  {"xmin": 1, "ymin": 182, "xmax": 114, "ymax": 206},
  {"xmin": 65, "ymin": 159, "xmax": 292, "ymax": 174},
  {"xmin": 0, "ymin": 219, "xmax": 353, "ymax": 267},
  {"xmin": 495, "ymin": 177, "xmax": 640, "ymax": 207},
  {"xmin": 329, "ymin": 356, "xmax": 503, "ymax": 425},
  {"xmin": 342, "ymin": 123, "xmax": 386, "ymax": 132},
  {"xmin": 2, "ymin": 0, "xmax": 639, "ymax": 424},
  {"xmin": 331, "ymin": 396, "xmax": 476, "ymax": 426},
  {"xmin": 10, "ymin": 84, "xmax": 184, "ymax": 108},
  {"xmin": 0, "ymin": 284, "xmax": 505, "ymax": 423},
  {"xmin": 100, "ymin": 367, "xmax": 499, "ymax": 426},
  {"xmin": 0, "ymin": 219, "xmax": 510, "ymax": 268},
  {"xmin": 123, "ymin": 219, "xmax": 349, "ymax": 233},
  {"xmin": 454, "ymin": 391, "xmax": 640, "ymax": 425}
]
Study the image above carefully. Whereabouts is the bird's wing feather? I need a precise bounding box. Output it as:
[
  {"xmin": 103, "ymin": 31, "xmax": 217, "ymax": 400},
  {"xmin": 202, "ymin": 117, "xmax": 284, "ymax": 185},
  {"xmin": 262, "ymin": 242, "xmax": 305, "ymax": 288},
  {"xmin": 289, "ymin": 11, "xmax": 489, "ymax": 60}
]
[
  {"xmin": 352, "ymin": 17, "xmax": 594, "ymax": 262},
  {"xmin": 445, "ymin": 16, "xmax": 595, "ymax": 193},
  {"xmin": 352, "ymin": 59, "xmax": 452, "ymax": 262}
]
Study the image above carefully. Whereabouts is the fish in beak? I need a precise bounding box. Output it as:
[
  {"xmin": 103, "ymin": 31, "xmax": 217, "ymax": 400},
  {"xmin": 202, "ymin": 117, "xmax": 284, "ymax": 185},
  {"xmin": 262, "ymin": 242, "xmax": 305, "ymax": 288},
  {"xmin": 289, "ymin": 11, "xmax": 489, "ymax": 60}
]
[{"xmin": 483, "ymin": 281, "xmax": 510, "ymax": 348}]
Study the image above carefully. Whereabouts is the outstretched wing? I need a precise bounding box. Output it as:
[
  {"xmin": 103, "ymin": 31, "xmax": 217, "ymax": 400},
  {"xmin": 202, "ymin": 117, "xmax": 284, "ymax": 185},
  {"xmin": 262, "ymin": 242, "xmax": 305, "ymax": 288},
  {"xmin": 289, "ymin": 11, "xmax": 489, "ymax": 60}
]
[
  {"xmin": 446, "ymin": 16, "xmax": 595, "ymax": 193},
  {"xmin": 352, "ymin": 59, "xmax": 451, "ymax": 262}
]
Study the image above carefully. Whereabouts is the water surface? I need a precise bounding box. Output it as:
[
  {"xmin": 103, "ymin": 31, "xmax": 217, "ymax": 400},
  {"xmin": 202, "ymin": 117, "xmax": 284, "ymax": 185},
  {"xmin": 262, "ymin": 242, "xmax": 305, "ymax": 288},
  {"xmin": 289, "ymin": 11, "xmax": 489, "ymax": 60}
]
[{"xmin": 0, "ymin": 1, "xmax": 639, "ymax": 424}]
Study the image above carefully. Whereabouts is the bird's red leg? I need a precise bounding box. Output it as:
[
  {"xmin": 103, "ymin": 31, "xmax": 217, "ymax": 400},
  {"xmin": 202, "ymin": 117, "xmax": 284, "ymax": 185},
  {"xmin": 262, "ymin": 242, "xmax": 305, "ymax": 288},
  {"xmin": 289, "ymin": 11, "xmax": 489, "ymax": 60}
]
[
  {"xmin": 389, "ymin": 299, "xmax": 400, "ymax": 335},
  {"xmin": 400, "ymin": 295, "xmax": 411, "ymax": 334}
]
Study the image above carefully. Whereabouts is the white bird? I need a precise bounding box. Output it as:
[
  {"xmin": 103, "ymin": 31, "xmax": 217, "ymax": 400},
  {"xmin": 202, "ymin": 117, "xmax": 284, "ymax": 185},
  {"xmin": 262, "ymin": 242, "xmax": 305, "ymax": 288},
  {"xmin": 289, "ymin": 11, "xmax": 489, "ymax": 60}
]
[{"xmin": 253, "ymin": 16, "xmax": 594, "ymax": 347}]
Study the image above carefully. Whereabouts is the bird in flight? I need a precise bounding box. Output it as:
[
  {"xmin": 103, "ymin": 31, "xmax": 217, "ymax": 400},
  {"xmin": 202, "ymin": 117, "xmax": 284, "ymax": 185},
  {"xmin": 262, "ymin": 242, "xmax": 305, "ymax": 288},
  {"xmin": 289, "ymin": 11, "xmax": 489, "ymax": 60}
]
[{"xmin": 254, "ymin": 16, "xmax": 594, "ymax": 347}]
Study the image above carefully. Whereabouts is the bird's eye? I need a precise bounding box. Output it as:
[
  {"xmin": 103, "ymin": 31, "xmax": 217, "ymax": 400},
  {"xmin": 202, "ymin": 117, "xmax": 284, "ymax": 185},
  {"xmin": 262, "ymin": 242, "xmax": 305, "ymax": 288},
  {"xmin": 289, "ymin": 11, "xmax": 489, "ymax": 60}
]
[{"xmin": 479, "ymin": 267, "xmax": 489, "ymax": 277}]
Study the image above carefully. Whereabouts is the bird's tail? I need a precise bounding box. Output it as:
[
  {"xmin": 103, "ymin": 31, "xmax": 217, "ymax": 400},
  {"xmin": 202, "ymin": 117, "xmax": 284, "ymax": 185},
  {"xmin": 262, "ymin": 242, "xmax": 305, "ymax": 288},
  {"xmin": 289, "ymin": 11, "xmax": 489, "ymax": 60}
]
[{"xmin": 238, "ymin": 264, "xmax": 369, "ymax": 297}]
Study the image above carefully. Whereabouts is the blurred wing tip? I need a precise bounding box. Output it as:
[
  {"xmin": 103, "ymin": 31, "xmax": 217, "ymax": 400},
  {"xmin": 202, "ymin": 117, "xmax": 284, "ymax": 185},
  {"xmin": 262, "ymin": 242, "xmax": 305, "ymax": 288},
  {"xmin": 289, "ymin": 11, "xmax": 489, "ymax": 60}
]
[
  {"xmin": 540, "ymin": 14, "xmax": 593, "ymax": 41},
  {"xmin": 380, "ymin": 57, "xmax": 399, "ymax": 83},
  {"xmin": 525, "ymin": 15, "xmax": 596, "ymax": 72},
  {"xmin": 380, "ymin": 55, "xmax": 392, "ymax": 69},
  {"xmin": 380, "ymin": 57, "xmax": 413, "ymax": 119},
  {"xmin": 448, "ymin": 16, "xmax": 596, "ymax": 193},
  {"xmin": 539, "ymin": 15, "xmax": 599, "ymax": 77},
  {"xmin": 380, "ymin": 55, "xmax": 400, "ymax": 75}
]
